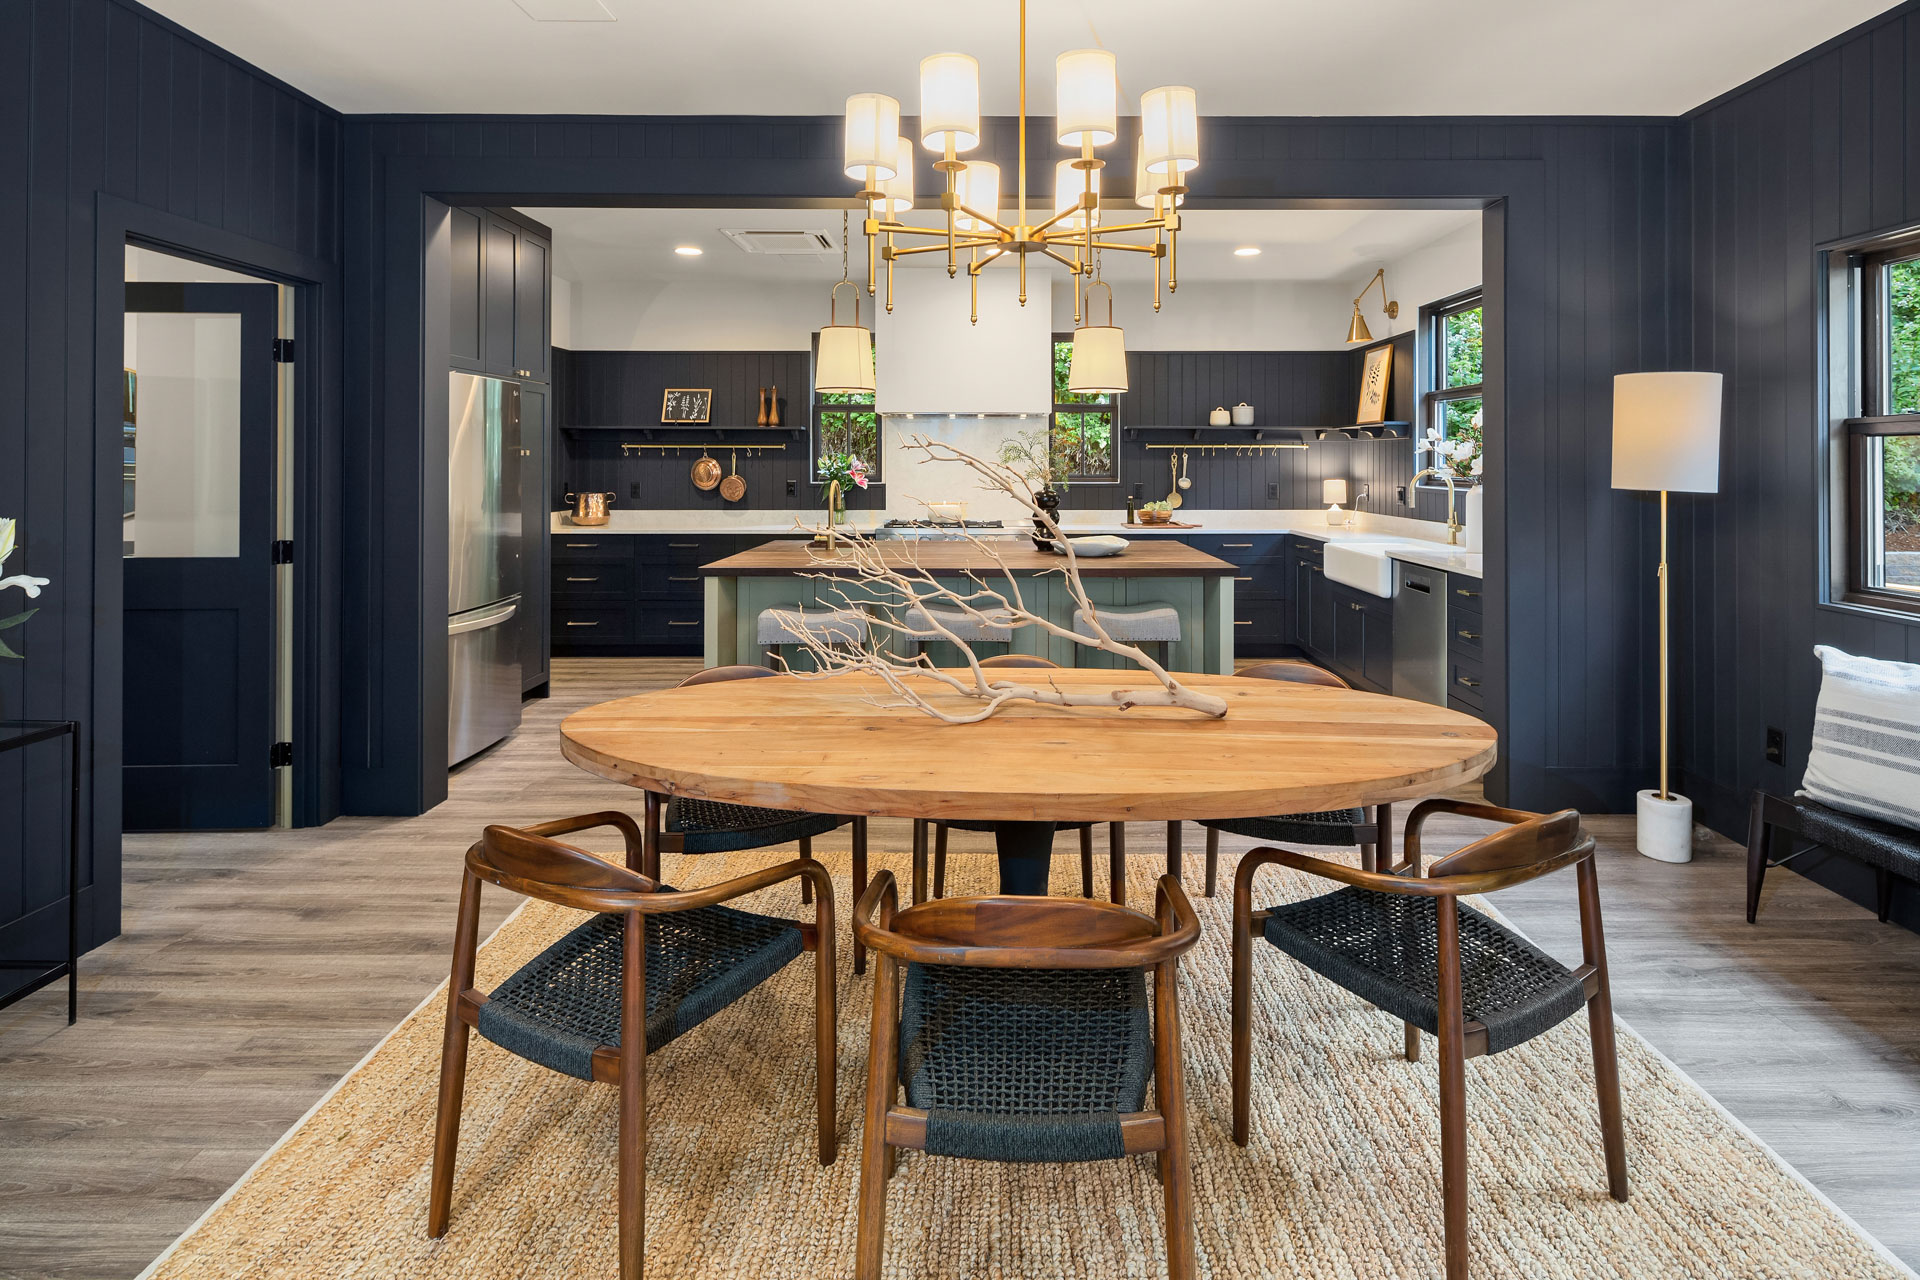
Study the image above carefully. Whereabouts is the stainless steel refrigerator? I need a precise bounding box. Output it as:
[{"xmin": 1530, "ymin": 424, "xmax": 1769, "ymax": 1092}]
[{"xmin": 448, "ymin": 372, "xmax": 524, "ymax": 764}]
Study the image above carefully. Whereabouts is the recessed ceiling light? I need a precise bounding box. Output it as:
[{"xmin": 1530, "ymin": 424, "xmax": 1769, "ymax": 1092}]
[
  {"xmin": 511, "ymin": 0, "xmax": 615, "ymax": 20},
  {"xmin": 1234, "ymin": 246, "xmax": 1262, "ymax": 257},
  {"xmin": 674, "ymin": 245, "xmax": 703, "ymax": 257}
]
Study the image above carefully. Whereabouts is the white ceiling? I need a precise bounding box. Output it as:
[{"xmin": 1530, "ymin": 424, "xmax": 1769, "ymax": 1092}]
[
  {"xmin": 521, "ymin": 206, "xmax": 1482, "ymax": 287},
  {"xmin": 146, "ymin": 0, "xmax": 1893, "ymax": 117}
]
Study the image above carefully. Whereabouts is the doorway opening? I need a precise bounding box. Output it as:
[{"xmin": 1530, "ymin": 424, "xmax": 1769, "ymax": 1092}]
[{"xmin": 121, "ymin": 245, "xmax": 294, "ymax": 830}]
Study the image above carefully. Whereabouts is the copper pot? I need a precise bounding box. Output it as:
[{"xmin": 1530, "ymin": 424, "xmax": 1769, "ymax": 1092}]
[{"xmin": 571, "ymin": 491, "xmax": 615, "ymax": 525}]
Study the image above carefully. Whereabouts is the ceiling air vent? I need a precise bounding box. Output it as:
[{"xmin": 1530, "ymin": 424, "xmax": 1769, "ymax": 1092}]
[{"xmin": 722, "ymin": 229, "xmax": 836, "ymax": 256}]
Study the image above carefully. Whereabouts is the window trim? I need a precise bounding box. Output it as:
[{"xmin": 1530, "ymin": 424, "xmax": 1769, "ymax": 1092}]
[
  {"xmin": 1416, "ymin": 290, "xmax": 1483, "ymax": 488},
  {"xmin": 1049, "ymin": 334, "xmax": 1121, "ymax": 484},
  {"xmin": 1837, "ymin": 242, "xmax": 1920, "ymax": 618}
]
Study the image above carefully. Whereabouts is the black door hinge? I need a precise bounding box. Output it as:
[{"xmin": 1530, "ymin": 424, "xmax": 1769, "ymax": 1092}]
[
  {"xmin": 272, "ymin": 540, "xmax": 294, "ymax": 564},
  {"xmin": 270, "ymin": 741, "xmax": 293, "ymax": 768},
  {"xmin": 272, "ymin": 338, "xmax": 295, "ymax": 363}
]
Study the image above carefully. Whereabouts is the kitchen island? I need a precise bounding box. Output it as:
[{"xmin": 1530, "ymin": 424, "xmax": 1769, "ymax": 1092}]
[{"xmin": 700, "ymin": 537, "xmax": 1238, "ymax": 672}]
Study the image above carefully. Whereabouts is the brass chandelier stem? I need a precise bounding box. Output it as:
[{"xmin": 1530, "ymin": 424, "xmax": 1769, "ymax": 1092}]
[{"xmin": 1017, "ymin": 0, "xmax": 1028, "ymax": 233}]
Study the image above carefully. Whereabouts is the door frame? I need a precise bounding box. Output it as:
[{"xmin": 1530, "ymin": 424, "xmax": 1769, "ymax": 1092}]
[{"xmin": 89, "ymin": 195, "xmax": 342, "ymax": 937}]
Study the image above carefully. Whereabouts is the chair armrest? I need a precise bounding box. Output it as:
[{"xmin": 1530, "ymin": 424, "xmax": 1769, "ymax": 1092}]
[
  {"xmin": 631, "ymin": 856, "xmax": 830, "ymax": 917},
  {"xmin": 519, "ymin": 810, "xmax": 645, "ymax": 865},
  {"xmin": 852, "ymin": 869, "xmax": 901, "ymax": 951},
  {"xmin": 1151, "ymin": 874, "xmax": 1201, "ymax": 962}
]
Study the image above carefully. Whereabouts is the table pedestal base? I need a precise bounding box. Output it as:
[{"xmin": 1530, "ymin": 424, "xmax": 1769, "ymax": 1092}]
[{"xmin": 994, "ymin": 821, "xmax": 1059, "ymax": 896}]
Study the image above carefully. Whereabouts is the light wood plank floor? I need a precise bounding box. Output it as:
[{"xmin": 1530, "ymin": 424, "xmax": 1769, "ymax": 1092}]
[{"xmin": 1, "ymin": 657, "xmax": 1916, "ymax": 1278}]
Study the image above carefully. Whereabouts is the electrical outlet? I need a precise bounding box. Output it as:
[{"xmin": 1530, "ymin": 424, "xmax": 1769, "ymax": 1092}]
[
  {"xmin": 1268, "ymin": 482, "xmax": 1278, "ymax": 499},
  {"xmin": 629, "ymin": 481, "xmax": 641, "ymax": 500},
  {"xmin": 786, "ymin": 479, "xmax": 796, "ymax": 497},
  {"xmin": 1132, "ymin": 481, "xmax": 1145, "ymax": 498},
  {"xmin": 1765, "ymin": 726, "xmax": 1784, "ymax": 765},
  {"xmin": 1397, "ymin": 485, "xmax": 1410, "ymax": 506}
]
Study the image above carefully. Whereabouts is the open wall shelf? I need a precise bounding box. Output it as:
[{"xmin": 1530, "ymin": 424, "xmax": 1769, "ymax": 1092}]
[{"xmin": 1123, "ymin": 423, "xmax": 1411, "ymax": 442}]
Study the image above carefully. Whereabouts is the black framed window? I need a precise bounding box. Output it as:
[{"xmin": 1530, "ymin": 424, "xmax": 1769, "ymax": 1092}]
[
  {"xmin": 811, "ymin": 332, "xmax": 879, "ymax": 482},
  {"xmin": 1845, "ymin": 244, "xmax": 1920, "ymax": 610},
  {"xmin": 1051, "ymin": 337, "xmax": 1118, "ymax": 481},
  {"xmin": 1418, "ymin": 291, "xmax": 1483, "ymax": 483}
]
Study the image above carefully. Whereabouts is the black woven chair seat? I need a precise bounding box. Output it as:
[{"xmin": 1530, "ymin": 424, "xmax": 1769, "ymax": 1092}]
[
  {"xmin": 898, "ymin": 962, "xmax": 1151, "ymax": 1163},
  {"xmin": 476, "ymin": 895, "xmax": 804, "ymax": 1080},
  {"xmin": 1790, "ymin": 799, "xmax": 1920, "ymax": 877},
  {"xmin": 1263, "ymin": 887, "xmax": 1584, "ymax": 1054},
  {"xmin": 936, "ymin": 819, "xmax": 1095, "ymax": 833},
  {"xmin": 666, "ymin": 795, "xmax": 845, "ymax": 854},
  {"xmin": 1202, "ymin": 809, "xmax": 1366, "ymax": 846}
]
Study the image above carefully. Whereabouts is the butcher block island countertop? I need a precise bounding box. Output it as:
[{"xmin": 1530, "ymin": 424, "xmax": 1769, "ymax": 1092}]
[
  {"xmin": 700, "ymin": 537, "xmax": 1237, "ymax": 577},
  {"xmin": 701, "ymin": 538, "xmax": 1237, "ymax": 672}
]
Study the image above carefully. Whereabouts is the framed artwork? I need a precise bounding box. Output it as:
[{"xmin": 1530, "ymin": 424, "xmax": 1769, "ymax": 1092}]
[
  {"xmin": 1356, "ymin": 344, "xmax": 1393, "ymax": 425},
  {"xmin": 661, "ymin": 388, "xmax": 713, "ymax": 423}
]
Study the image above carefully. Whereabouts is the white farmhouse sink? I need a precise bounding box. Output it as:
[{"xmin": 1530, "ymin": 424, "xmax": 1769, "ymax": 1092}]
[{"xmin": 1324, "ymin": 541, "xmax": 1414, "ymax": 597}]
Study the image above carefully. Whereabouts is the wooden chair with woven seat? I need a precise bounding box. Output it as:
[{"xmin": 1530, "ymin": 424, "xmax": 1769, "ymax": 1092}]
[
  {"xmin": 659, "ymin": 665, "xmax": 872, "ymax": 967},
  {"xmin": 1230, "ymin": 800, "xmax": 1628, "ymax": 1280},
  {"xmin": 428, "ymin": 811, "xmax": 836, "ymax": 1280},
  {"xmin": 852, "ymin": 868, "xmax": 1202, "ymax": 1280},
  {"xmin": 1168, "ymin": 660, "xmax": 1392, "ymax": 897},
  {"xmin": 909, "ymin": 654, "xmax": 1131, "ymax": 905}
]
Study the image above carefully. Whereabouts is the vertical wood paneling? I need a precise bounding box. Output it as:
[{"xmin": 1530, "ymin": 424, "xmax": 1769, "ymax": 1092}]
[{"xmin": 0, "ymin": 0, "xmax": 343, "ymax": 960}]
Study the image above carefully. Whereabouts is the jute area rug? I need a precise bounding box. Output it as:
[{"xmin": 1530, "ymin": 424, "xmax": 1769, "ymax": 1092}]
[{"xmin": 140, "ymin": 848, "xmax": 1913, "ymax": 1280}]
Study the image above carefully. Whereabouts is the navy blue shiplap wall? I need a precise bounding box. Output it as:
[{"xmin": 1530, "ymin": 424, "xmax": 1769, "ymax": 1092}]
[
  {"xmin": 0, "ymin": 0, "xmax": 344, "ymax": 956},
  {"xmin": 1678, "ymin": 3, "xmax": 1920, "ymax": 925},
  {"xmin": 343, "ymin": 112, "xmax": 1688, "ymax": 818}
]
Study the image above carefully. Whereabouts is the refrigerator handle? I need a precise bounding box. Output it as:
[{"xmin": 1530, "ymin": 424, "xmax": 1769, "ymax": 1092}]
[{"xmin": 448, "ymin": 600, "xmax": 519, "ymax": 636}]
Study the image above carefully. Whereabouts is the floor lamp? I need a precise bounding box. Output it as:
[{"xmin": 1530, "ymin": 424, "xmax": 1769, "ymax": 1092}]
[{"xmin": 1611, "ymin": 372, "xmax": 1723, "ymax": 863}]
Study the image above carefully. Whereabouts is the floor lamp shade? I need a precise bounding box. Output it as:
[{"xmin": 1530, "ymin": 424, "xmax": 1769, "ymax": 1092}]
[{"xmin": 1611, "ymin": 372, "xmax": 1723, "ymax": 494}]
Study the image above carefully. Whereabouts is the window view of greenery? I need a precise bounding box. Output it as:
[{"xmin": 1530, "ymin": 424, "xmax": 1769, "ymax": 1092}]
[
  {"xmin": 1875, "ymin": 259, "xmax": 1919, "ymax": 590},
  {"xmin": 1425, "ymin": 302, "xmax": 1483, "ymax": 479},
  {"xmin": 1051, "ymin": 340, "xmax": 1116, "ymax": 480}
]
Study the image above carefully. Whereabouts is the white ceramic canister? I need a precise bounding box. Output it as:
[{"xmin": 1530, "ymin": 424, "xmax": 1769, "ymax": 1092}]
[
  {"xmin": 1231, "ymin": 402, "xmax": 1255, "ymax": 426},
  {"xmin": 1209, "ymin": 406, "xmax": 1231, "ymax": 427}
]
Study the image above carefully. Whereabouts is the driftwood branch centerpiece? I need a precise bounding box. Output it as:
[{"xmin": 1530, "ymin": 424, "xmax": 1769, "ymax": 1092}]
[{"xmin": 771, "ymin": 435, "xmax": 1228, "ymax": 723}]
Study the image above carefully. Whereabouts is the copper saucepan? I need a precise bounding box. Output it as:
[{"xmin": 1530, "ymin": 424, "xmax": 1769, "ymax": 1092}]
[
  {"xmin": 571, "ymin": 491, "xmax": 615, "ymax": 525},
  {"xmin": 691, "ymin": 450, "xmax": 723, "ymax": 491}
]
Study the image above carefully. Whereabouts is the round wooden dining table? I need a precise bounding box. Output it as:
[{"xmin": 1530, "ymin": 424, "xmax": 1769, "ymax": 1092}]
[{"xmin": 559, "ymin": 669, "xmax": 1497, "ymax": 896}]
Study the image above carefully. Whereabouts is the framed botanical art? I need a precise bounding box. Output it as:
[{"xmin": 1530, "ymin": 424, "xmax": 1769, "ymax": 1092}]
[{"xmin": 1356, "ymin": 343, "xmax": 1393, "ymax": 425}]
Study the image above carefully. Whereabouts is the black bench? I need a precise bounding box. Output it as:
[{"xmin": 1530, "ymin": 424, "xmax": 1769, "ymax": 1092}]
[{"xmin": 1746, "ymin": 792, "xmax": 1920, "ymax": 924}]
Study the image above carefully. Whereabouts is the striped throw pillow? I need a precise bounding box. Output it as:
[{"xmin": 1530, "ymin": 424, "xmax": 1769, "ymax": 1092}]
[{"xmin": 1799, "ymin": 645, "xmax": 1920, "ymax": 829}]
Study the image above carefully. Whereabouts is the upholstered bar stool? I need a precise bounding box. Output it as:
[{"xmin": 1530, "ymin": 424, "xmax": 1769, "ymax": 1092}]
[
  {"xmin": 1071, "ymin": 604, "xmax": 1180, "ymax": 667},
  {"xmin": 899, "ymin": 603, "xmax": 1014, "ymax": 662},
  {"xmin": 758, "ymin": 604, "xmax": 870, "ymax": 670}
]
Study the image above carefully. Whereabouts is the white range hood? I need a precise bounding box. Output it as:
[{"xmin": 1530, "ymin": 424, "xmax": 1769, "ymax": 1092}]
[{"xmin": 874, "ymin": 271, "xmax": 1051, "ymax": 416}]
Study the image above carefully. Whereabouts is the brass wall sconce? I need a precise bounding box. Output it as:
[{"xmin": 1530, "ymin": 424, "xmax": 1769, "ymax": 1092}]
[{"xmin": 1345, "ymin": 267, "xmax": 1400, "ymax": 344}]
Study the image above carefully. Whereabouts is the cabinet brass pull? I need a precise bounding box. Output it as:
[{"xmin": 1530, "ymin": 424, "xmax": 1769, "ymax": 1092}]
[
  {"xmin": 565, "ymin": 542, "xmax": 596, "ymax": 548},
  {"xmin": 669, "ymin": 575, "xmax": 698, "ymax": 582},
  {"xmin": 1235, "ymin": 575, "xmax": 1253, "ymax": 581},
  {"xmin": 565, "ymin": 576, "xmax": 599, "ymax": 582},
  {"xmin": 1235, "ymin": 620, "xmax": 1253, "ymax": 626},
  {"xmin": 1224, "ymin": 542, "xmax": 1253, "ymax": 548},
  {"xmin": 1456, "ymin": 675, "xmax": 1480, "ymax": 688},
  {"xmin": 566, "ymin": 621, "xmax": 599, "ymax": 628},
  {"xmin": 668, "ymin": 542, "xmax": 699, "ymax": 549},
  {"xmin": 1456, "ymin": 629, "xmax": 1480, "ymax": 641},
  {"xmin": 667, "ymin": 621, "xmax": 699, "ymax": 627},
  {"xmin": 1455, "ymin": 588, "xmax": 1480, "ymax": 599}
]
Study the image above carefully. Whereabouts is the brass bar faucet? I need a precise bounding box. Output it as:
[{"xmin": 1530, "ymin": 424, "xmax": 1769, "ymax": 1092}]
[{"xmin": 1410, "ymin": 467, "xmax": 1463, "ymax": 546}]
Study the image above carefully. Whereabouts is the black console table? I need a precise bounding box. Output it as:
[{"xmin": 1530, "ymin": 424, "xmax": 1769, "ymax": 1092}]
[{"xmin": 0, "ymin": 720, "xmax": 81, "ymax": 1024}]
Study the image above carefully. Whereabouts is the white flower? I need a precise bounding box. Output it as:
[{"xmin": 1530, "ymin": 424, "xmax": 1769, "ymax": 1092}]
[
  {"xmin": 1470, "ymin": 409, "xmax": 1483, "ymax": 431},
  {"xmin": 1451, "ymin": 439, "xmax": 1476, "ymax": 462},
  {"xmin": 1470, "ymin": 454, "xmax": 1484, "ymax": 477},
  {"xmin": 0, "ymin": 518, "xmax": 50, "ymax": 599}
]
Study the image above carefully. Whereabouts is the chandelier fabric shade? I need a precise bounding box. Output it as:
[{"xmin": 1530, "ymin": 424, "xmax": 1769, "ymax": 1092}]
[
  {"xmin": 843, "ymin": 93, "xmax": 900, "ymax": 182},
  {"xmin": 954, "ymin": 161, "xmax": 1001, "ymax": 231},
  {"xmin": 1053, "ymin": 159, "xmax": 1100, "ymax": 229},
  {"xmin": 1140, "ymin": 85, "xmax": 1200, "ymax": 176},
  {"xmin": 919, "ymin": 53, "xmax": 981, "ymax": 151},
  {"xmin": 881, "ymin": 136, "xmax": 916, "ymax": 212},
  {"xmin": 1134, "ymin": 136, "xmax": 1184, "ymax": 209},
  {"xmin": 817, "ymin": 282, "xmax": 875, "ymax": 394},
  {"xmin": 1055, "ymin": 49, "xmax": 1118, "ymax": 147}
]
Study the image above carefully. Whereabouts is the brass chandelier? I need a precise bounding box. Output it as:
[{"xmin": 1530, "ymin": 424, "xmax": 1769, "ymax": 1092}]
[{"xmin": 840, "ymin": 0, "xmax": 1199, "ymax": 337}]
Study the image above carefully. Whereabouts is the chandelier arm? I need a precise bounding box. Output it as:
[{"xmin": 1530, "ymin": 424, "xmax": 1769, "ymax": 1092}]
[
  {"xmin": 955, "ymin": 205, "xmax": 1015, "ymax": 238},
  {"xmin": 1048, "ymin": 216, "xmax": 1172, "ymax": 239},
  {"xmin": 1027, "ymin": 202, "xmax": 1085, "ymax": 239},
  {"xmin": 1074, "ymin": 241, "xmax": 1162, "ymax": 255},
  {"xmin": 889, "ymin": 240, "xmax": 1001, "ymax": 258},
  {"xmin": 876, "ymin": 222, "xmax": 971, "ymax": 239},
  {"xmin": 1038, "ymin": 246, "xmax": 1086, "ymax": 274}
]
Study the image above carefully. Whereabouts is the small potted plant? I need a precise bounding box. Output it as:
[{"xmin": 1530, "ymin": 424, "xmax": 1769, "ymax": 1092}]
[
  {"xmin": 817, "ymin": 452, "xmax": 869, "ymax": 525},
  {"xmin": 0, "ymin": 516, "xmax": 50, "ymax": 662},
  {"xmin": 998, "ymin": 428, "xmax": 1073, "ymax": 549}
]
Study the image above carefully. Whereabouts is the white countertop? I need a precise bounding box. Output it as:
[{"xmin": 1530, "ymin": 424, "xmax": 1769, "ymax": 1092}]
[{"xmin": 549, "ymin": 508, "xmax": 1483, "ymax": 578}]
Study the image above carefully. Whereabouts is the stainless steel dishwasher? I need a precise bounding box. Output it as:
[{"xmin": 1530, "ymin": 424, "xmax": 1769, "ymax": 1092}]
[{"xmin": 1392, "ymin": 561, "xmax": 1448, "ymax": 705}]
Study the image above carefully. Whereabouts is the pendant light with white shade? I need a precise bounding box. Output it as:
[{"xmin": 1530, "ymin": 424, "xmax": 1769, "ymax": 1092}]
[
  {"xmin": 817, "ymin": 211, "xmax": 875, "ymax": 395},
  {"xmin": 1068, "ymin": 278, "xmax": 1127, "ymax": 395}
]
